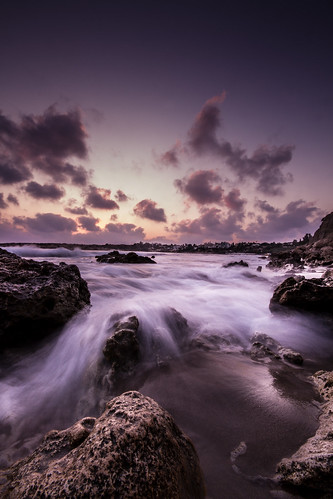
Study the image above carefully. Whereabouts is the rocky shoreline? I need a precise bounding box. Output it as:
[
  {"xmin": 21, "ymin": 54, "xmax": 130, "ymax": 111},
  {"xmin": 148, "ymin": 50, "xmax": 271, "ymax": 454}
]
[{"xmin": 0, "ymin": 212, "xmax": 332, "ymax": 497}]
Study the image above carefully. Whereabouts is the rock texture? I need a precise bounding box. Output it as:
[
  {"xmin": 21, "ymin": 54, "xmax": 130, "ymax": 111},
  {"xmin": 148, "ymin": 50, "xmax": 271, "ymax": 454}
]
[
  {"xmin": 0, "ymin": 249, "xmax": 90, "ymax": 349},
  {"xmin": 250, "ymin": 332, "xmax": 303, "ymax": 365},
  {"xmin": 223, "ymin": 260, "xmax": 249, "ymax": 268},
  {"xmin": 277, "ymin": 370, "xmax": 333, "ymax": 497},
  {"xmin": 103, "ymin": 316, "xmax": 140, "ymax": 379},
  {"xmin": 268, "ymin": 212, "xmax": 333, "ymax": 269},
  {"xmin": 0, "ymin": 391, "xmax": 205, "ymax": 499},
  {"xmin": 96, "ymin": 251, "xmax": 156, "ymax": 264},
  {"xmin": 269, "ymin": 270, "xmax": 333, "ymax": 315}
]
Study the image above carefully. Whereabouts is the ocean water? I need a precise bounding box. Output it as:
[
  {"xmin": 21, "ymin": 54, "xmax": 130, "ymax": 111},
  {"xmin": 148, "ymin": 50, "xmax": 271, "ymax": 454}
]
[{"xmin": 0, "ymin": 247, "xmax": 332, "ymax": 497}]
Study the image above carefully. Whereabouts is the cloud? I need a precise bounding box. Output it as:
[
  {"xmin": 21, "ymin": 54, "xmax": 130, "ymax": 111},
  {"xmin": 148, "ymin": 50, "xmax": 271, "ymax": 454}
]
[
  {"xmin": 104, "ymin": 222, "xmax": 146, "ymax": 242},
  {"xmin": 175, "ymin": 170, "xmax": 223, "ymax": 205},
  {"xmin": 115, "ymin": 189, "xmax": 129, "ymax": 202},
  {"xmin": 0, "ymin": 108, "xmax": 90, "ymax": 186},
  {"xmin": 65, "ymin": 205, "xmax": 88, "ymax": 215},
  {"xmin": 0, "ymin": 193, "xmax": 8, "ymax": 209},
  {"xmin": 7, "ymin": 193, "xmax": 19, "ymax": 205},
  {"xmin": 158, "ymin": 140, "xmax": 183, "ymax": 168},
  {"xmin": 24, "ymin": 181, "xmax": 65, "ymax": 200},
  {"xmin": 133, "ymin": 199, "xmax": 167, "ymax": 222},
  {"xmin": 223, "ymin": 188, "xmax": 246, "ymax": 211},
  {"xmin": 85, "ymin": 185, "xmax": 119, "ymax": 210},
  {"xmin": 20, "ymin": 106, "xmax": 88, "ymax": 160},
  {"xmin": 78, "ymin": 215, "xmax": 101, "ymax": 232},
  {"xmin": 171, "ymin": 207, "xmax": 243, "ymax": 243},
  {"xmin": 179, "ymin": 94, "xmax": 293, "ymax": 195},
  {"xmin": 14, "ymin": 213, "xmax": 77, "ymax": 233},
  {"xmin": 243, "ymin": 200, "xmax": 321, "ymax": 241},
  {"xmin": 0, "ymin": 158, "xmax": 32, "ymax": 185}
]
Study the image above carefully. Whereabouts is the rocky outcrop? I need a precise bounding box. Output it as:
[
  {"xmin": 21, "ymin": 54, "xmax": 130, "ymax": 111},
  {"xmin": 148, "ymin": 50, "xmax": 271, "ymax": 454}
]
[
  {"xmin": 0, "ymin": 391, "xmax": 205, "ymax": 498},
  {"xmin": 0, "ymin": 249, "xmax": 90, "ymax": 349},
  {"xmin": 269, "ymin": 270, "xmax": 333, "ymax": 315},
  {"xmin": 223, "ymin": 260, "xmax": 249, "ymax": 268},
  {"xmin": 277, "ymin": 370, "xmax": 333, "ymax": 496},
  {"xmin": 96, "ymin": 250, "xmax": 156, "ymax": 264},
  {"xmin": 268, "ymin": 212, "xmax": 333, "ymax": 268},
  {"xmin": 250, "ymin": 333, "xmax": 303, "ymax": 365},
  {"xmin": 103, "ymin": 316, "xmax": 140, "ymax": 380}
]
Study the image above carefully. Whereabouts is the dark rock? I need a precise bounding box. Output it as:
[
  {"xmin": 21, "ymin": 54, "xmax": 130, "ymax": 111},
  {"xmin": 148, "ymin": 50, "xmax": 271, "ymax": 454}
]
[
  {"xmin": 257, "ymin": 265, "xmax": 262, "ymax": 272},
  {"xmin": 223, "ymin": 260, "xmax": 249, "ymax": 268},
  {"xmin": 96, "ymin": 250, "xmax": 156, "ymax": 264},
  {"xmin": 0, "ymin": 391, "xmax": 205, "ymax": 499},
  {"xmin": 103, "ymin": 316, "xmax": 140, "ymax": 379},
  {"xmin": 250, "ymin": 333, "xmax": 303, "ymax": 366},
  {"xmin": 276, "ymin": 370, "xmax": 333, "ymax": 496},
  {"xmin": 268, "ymin": 212, "xmax": 333, "ymax": 268},
  {"xmin": 0, "ymin": 249, "xmax": 90, "ymax": 349},
  {"xmin": 269, "ymin": 274, "xmax": 333, "ymax": 315}
]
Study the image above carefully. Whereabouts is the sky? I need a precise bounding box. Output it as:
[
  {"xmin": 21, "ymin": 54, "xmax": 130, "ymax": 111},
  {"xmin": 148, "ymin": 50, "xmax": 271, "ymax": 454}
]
[{"xmin": 0, "ymin": 0, "xmax": 332, "ymax": 244}]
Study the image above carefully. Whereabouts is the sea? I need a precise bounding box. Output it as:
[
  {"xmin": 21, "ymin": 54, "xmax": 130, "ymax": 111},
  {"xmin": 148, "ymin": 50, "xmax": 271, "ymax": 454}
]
[{"xmin": 1, "ymin": 246, "xmax": 332, "ymax": 498}]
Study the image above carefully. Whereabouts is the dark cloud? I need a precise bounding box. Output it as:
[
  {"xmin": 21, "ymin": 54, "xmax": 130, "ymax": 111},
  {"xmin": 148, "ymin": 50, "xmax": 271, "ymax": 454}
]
[
  {"xmin": 78, "ymin": 215, "xmax": 101, "ymax": 232},
  {"xmin": 20, "ymin": 107, "xmax": 88, "ymax": 160},
  {"xmin": 186, "ymin": 94, "xmax": 293, "ymax": 195},
  {"xmin": 244, "ymin": 200, "xmax": 321, "ymax": 241},
  {"xmin": 0, "ymin": 108, "xmax": 90, "ymax": 186},
  {"xmin": 105, "ymin": 222, "xmax": 146, "ymax": 240},
  {"xmin": 0, "ymin": 193, "xmax": 8, "ymax": 209},
  {"xmin": 255, "ymin": 199, "xmax": 279, "ymax": 213},
  {"xmin": 175, "ymin": 170, "xmax": 223, "ymax": 205},
  {"xmin": 171, "ymin": 207, "xmax": 243, "ymax": 243},
  {"xmin": 65, "ymin": 205, "xmax": 88, "ymax": 215},
  {"xmin": 24, "ymin": 181, "xmax": 65, "ymax": 200},
  {"xmin": 7, "ymin": 193, "xmax": 19, "ymax": 205},
  {"xmin": 0, "ymin": 158, "xmax": 32, "ymax": 185},
  {"xmin": 115, "ymin": 189, "xmax": 129, "ymax": 202},
  {"xmin": 85, "ymin": 185, "xmax": 119, "ymax": 210},
  {"xmin": 14, "ymin": 213, "xmax": 77, "ymax": 233},
  {"xmin": 133, "ymin": 199, "xmax": 167, "ymax": 222},
  {"xmin": 223, "ymin": 189, "xmax": 246, "ymax": 212}
]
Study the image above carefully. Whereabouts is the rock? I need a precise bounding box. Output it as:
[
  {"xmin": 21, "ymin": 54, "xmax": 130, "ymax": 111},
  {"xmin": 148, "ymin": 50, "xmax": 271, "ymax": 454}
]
[
  {"xmin": 0, "ymin": 249, "xmax": 90, "ymax": 349},
  {"xmin": 268, "ymin": 212, "xmax": 333, "ymax": 268},
  {"xmin": 257, "ymin": 265, "xmax": 262, "ymax": 272},
  {"xmin": 250, "ymin": 333, "xmax": 303, "ymax": 366},
  {"xmin": 269, "ymin": 274, "xmax": 333, "ymax": 315},
  {"xmin": 103, "ymin": 316, "xmax": 140, "ymax": 379},
  {"xmin": 0, "ymin": 391, "xmax": 205, "ymax": 499},
  {"xmin": 276, "ymin": 370, "xmax": 333, "ymax": 496},
  {"xmin": 96, "ymin": 250, "xmax": 156, "ymax": 264},
  {"xmin": 223, "ymin": 260, "xmax": 249, "ymax": 268}
]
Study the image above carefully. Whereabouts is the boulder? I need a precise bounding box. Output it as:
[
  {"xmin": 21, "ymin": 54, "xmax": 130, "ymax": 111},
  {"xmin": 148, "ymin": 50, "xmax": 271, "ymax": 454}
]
[
  {"xmin": 103, "ymin": 316, "xmax": 140, "ymax": 379},
  {"xmin": 223, "ymin": 260, "xmax": 249, "ymax": 268},
  {"xmin": 0, "ymin": 391, "xmax": 205, "ymax": 499},
  {"xmin": 96, "ymin": 251, "xmax": 156, "ymax": 264},
  {"xmin": 250, "ymin": 333, "xmax": 303, "ymax": 366},
  {"xmin": 276, "ymin": 370, "xmax": 333, "ymax": 496},
  {"xmin": 0, "ymin": 249, "xmax": 90, "ymax": 349},
  {"xmin": 269, "ymin": 274, "xmax": 333, "ymax": 315}
]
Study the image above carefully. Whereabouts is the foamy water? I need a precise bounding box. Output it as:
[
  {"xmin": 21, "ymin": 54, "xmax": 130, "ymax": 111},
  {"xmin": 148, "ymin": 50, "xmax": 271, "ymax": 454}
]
[{"xmin": 0, "ymin": 246, "xmax": 331, "ymax": 497}]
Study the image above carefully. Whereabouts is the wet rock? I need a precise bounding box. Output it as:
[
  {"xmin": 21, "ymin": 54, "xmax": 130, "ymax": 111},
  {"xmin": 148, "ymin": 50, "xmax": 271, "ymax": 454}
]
[
  {"xmin": 276, "ymin": 370, "xmax": 333, "ymax": 496},
  {"xmin": 250, "ymin": 333, "xmax": 303, "ymax": 366},
  {"xmin": 257, "ymin": 265, "xmax": 262, "ymax": 272},
  {"xmin": 103, "ymin": 316, "xmax": 140, "ymax": 379},
  {"xmin": 223, "ymin": 260, "xmax": 249, "ymax": 268},
  {"xmin": 0, "ymin": 249, "xmax": 90, "ymax": 349},
  {"xmin": 0, "ymin": 391, "xmax": 205, "ymax": 499},
  {"xmin": 96, "ymin": 250, "xmax": 156, "ymax": 264},
  {"xmin": 269, "ymin": 274, "xmax": 333, "ymax": 315}
]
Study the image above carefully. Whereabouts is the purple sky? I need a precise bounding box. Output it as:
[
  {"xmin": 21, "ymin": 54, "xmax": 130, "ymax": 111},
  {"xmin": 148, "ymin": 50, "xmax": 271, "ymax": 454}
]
[{"xmin": 0, "ymin": 0, "xmax": 332, "ymax": 244}]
